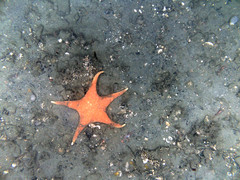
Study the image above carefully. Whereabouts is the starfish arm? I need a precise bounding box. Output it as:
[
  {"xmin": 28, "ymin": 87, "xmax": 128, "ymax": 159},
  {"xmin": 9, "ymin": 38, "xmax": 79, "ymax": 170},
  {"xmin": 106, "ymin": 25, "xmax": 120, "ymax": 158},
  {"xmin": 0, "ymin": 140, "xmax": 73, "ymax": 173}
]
[
  {"xmin": 71, "ymin": 123, "xmax": 86, "ymax": 145},
  {"xmin": 97, "ymin": 111, "xmax": 125, "ymax": 128},
  {"xmin": 85, "ymin": 71, "xmax": 104, "ymax": 97},
  {"xmin": 109, "ymin": 87, "xmax": 128, "ymax": 100},
  {"xmin": 102, "ymin": 88, "xmax": 128, "ymax": 106},
  {"xmin": 51, "ymin": 100, "xmax": 79, "ymax": 111}
]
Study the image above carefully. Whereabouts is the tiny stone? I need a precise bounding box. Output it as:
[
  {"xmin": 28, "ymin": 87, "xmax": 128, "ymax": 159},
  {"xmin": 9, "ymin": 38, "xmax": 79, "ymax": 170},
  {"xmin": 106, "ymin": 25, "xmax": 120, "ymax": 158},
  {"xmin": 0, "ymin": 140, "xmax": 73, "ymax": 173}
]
[
  {"xmin": 3, "ymin": 170, "xmax": 9, "ymax": 174},
  {"xmin": 31, "ymin": 94, "xmax": 36, "ymax": 101},
  {"xmin": 58, "ymin": 147, "xmax": 65, "ymax": 155},
  {"xmin": 11, "ymin": 163, "xmax": 17, "ymax": 168}
]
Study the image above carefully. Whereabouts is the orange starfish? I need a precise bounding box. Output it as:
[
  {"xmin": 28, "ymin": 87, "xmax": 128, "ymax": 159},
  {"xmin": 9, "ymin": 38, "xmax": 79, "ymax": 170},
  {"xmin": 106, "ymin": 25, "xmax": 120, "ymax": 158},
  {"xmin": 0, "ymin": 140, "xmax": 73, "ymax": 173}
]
[{"xmin": 51, "ymin": 71, "xmax": 128, "ymax": 145}]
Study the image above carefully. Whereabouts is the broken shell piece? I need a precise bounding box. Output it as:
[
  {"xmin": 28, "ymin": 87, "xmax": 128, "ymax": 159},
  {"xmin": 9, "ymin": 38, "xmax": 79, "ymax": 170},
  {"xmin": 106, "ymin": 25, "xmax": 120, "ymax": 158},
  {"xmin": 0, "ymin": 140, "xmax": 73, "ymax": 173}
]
[
  {"xmin": 89, "ymin": 123, "xmax": 101, "ymax": 129},
  {"xmin": 203, "ymin": 42, "xmax": 214, "ymax": 46},
  {"xmin": 230, "ymin": 16, "xmax": 238, "ymax": 26},
  {"xmin": 142, "ymin": 158, "xmax": 149, "ymax": 164}
]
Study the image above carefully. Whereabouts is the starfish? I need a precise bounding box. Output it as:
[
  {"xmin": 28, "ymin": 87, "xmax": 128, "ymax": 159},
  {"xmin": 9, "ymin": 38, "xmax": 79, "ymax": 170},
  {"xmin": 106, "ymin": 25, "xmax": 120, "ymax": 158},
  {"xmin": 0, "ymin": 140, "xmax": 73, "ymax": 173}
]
[{"xmin": 51, "ymin": 71, "xmax": 128, "ymax": 145}]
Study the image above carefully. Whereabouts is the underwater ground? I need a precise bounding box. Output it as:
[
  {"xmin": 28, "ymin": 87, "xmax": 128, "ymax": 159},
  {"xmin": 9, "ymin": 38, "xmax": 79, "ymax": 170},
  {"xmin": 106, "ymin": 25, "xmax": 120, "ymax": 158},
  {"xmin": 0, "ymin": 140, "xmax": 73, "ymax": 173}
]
[{"xmin": 0, "ymin": 0, "xmax": 240, "ymax": 179}]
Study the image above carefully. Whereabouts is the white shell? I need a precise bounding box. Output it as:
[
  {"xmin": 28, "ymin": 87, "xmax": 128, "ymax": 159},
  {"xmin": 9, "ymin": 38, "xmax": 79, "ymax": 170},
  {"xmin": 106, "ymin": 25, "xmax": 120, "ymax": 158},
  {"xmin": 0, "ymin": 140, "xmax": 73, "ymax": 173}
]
[{"xmin": 230, "ymin": 16, "xmax": 239, "ymax": 26}]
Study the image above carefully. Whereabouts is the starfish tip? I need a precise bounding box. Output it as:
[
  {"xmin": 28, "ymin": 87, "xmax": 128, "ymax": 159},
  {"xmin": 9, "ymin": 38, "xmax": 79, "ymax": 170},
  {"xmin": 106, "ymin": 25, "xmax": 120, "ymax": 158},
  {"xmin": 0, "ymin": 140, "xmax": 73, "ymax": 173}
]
[
  {"xmin": 97, "ymin": 71, "xmax": 104, "ymax": 76},
  {"xmin": 118, "ymin": 123, "xmax": 126, "ymax": 128}
]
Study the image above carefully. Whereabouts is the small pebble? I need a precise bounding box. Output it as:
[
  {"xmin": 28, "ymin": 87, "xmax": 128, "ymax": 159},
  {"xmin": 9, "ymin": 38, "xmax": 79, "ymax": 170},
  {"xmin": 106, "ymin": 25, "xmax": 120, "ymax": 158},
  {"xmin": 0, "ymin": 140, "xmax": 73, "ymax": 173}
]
[
  {"xmin": 3, "ymin": 170, "xmax": 9, "ymax": 174},
  {"xmin": 58, "ymin": 147, "xmax": 65, "ymax": 155},
  {"xmin": 31, "ymin": 94, "xmax": 36, "ymax": 101},
  {"xmin": 11, "ymin": 163, "xmax": 17, "ymax": 168},
  {"xmin": 114, "ymin": 171, "xmax": 122, "ymax": 177},
  {"xmin": 230, "ymin": 16, "xmax": 238, "ymax": 26}
]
